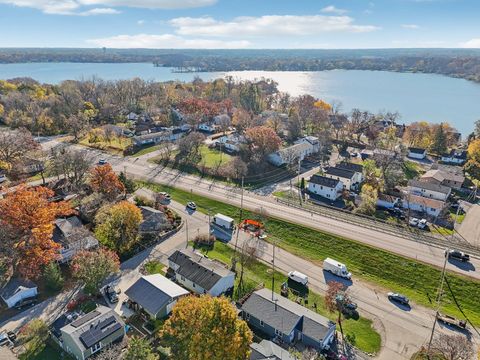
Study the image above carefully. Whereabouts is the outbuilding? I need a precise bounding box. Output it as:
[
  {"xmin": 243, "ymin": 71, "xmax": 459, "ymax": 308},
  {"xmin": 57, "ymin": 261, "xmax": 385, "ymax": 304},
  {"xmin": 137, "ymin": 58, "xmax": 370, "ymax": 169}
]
[{"xmin": 0, "ymin": 278, "xmax": 38, "ymax": 308}]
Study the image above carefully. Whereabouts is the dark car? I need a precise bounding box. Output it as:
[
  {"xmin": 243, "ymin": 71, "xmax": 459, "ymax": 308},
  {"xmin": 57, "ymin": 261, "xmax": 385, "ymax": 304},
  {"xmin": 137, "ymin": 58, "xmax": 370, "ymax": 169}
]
[
  {"xmin": 445, "ymin": 249, "xmax": 470, "ymax": 262},
  {"xmin": 186, "ymin": 201, "xmax": 197, "ymax": 211},
  {"xmin": 98, "ymin": 159, "xmax": 108, "ymax": 165},
  {"xmin": 15, "ymin": 297, "xmax": 37, "ymax": 310},
  {"xmin": 388, "ymin": 292, "xmax": 410, "ymax": 306},
  {"xmin": 104, "ymin": 285, "xmax": 118, "ymax": 304},
  {"xmin": 7, "ymin": 331, "xmax": 16, "ymax": 342}
]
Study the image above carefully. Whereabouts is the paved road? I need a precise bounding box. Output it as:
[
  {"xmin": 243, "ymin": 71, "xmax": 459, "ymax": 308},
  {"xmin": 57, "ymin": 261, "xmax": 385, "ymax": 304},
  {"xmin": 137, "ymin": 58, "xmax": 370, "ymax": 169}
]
[{"xmin": 457, "ymin": 204, "xmax": 480, "ymax": 248}]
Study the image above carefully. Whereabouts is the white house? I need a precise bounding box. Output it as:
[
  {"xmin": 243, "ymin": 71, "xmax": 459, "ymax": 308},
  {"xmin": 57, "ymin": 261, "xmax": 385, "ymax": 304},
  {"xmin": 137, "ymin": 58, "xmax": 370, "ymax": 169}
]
[
  {"xmin": 198, "ymin": 123, "xmax": 219, "ymax": 133},
  {"xmin": 335, "ymin": 162, "xmax": 364, "ymax": 187},
  {"xmin": 132, "ymin": 128, "xmax": 183, "ymax": 147},
  {"xmin": 408, "ymin": 147, "xmax": 427, "ymax": 160},
  {"xmin": 324, "ymin": 166, "xmax": 357, "ymax": 191},
  {"xmin": 268, "ymin": 143, "xmax": 314, "ymax": 167},
  {"xmin": 294, "ymin": 136, "xmax": 320, "ymax": 153},
  {"xmin": 441, "ymin": 149, "xmax": 467, "ymax": 165},
  {"xmin": 402, "ymin": 194, "xmax": 446, "ymax": 217},
  {"xmin": 377, "ymin": 193, "xmax": 401, "ymax": 209},
  {"xmin": 307, "ymin": 174, "xmax": 343, "ymax": 200},
  {"xmin": 408, "ymin": 180, "xmax": 451, "ymax": 201},
  {"xmin": 168, "ymin": 249, "xmax": 235, "ymax": 297},
  {"xmin": 0, "ymin": 278, "xmax": 37, "ymax": 308}
]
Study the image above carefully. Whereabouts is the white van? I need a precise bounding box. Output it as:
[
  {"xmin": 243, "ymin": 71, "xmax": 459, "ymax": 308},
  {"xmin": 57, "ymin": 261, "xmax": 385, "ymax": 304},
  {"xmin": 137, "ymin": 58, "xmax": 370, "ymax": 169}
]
[
  {"xmin": 323, "ymin": 258, "xmax": 352, "ymax": 280},
  {"xmin": 288, "ymin": 271, "xmax": 308, "ymax": 286}
]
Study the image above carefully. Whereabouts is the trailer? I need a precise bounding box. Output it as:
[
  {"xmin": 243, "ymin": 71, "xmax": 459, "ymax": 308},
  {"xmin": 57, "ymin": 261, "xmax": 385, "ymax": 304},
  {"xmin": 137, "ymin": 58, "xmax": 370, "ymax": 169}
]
[
  {"xmin": 288, "ymin": 271, "xmax": 308, "ymax": 286},
  {"xmin": 436, "ymin": 313, "xmax": 467, "ymax": 329},
  {"xmin": 212, "ymin": 213, "xmax": 235, "ymax": 230}
]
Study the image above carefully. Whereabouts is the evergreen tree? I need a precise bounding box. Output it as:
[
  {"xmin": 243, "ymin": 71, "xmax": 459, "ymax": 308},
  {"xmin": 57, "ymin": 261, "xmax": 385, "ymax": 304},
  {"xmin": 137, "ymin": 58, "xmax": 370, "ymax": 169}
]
[
  {"xmin": 43, "ymin": 261, "xmax": 64, "ymax": 291},
  {"xmin": 430, "ymin": 123, "xmax": 448, "ymax": 155}
]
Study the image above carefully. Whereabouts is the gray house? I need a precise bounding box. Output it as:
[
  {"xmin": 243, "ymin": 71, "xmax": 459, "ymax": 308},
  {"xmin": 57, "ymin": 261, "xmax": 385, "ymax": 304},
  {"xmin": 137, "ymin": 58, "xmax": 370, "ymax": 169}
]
[
  {"xmin": 241, "ymin": 289, "xmax": 336, "ymax": 351},
  {"xmin": 250, "ymin": 340, "xmax": 295, "ymax": 360},
  {"xmin": 125, "ymin": 274, "xmax": 189, "ymax": 319},
  {"xmin": 59, "ymin": 305, "xmax": 125, "ymax": 360}
]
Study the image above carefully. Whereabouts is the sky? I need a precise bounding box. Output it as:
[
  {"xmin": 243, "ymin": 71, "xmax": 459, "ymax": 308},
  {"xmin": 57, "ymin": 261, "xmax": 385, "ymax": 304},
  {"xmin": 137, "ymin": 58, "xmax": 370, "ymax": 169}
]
[{"xmin": 0, "ymin": 0, "xmax": 479, "ymax": 49}]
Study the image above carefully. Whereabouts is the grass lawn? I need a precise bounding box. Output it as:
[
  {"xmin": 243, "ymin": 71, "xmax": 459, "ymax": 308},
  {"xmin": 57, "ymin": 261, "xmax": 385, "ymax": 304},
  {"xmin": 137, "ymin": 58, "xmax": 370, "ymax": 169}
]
[
  {"xmin": 403, "ymin": 160, "xmax": 423, "ymax": 180},
  {"xmin": 194, "ymin": 241, "xmax": 381, "ymax": 354},
  {"xmin": 198, "ymin": 145, "xmax": 232, "ymax": 167},
  {"xmin": 79, "ymin": 135, "xmax": 132, "ymax": 154},
  {"xmin": 430, "ymin": 226, "xmax": 454, "ymax": 236},
  {"xmin": 130, "ymin": 144, "xmax": 163, "ymax": 157},
  {"xmin": 451, "ymin": 212, "xmax": 466, "ymax": 224},
  {"xmin": 144, "ymin": 259, "xmax": 166, "ymax": 275},
  {"xmin": 139, "ymin": 181, "xmax": 480, "ymax": 327},
  {"xmin": 20, "ymin": 340, "xmax": 73, "ymax": 360}
]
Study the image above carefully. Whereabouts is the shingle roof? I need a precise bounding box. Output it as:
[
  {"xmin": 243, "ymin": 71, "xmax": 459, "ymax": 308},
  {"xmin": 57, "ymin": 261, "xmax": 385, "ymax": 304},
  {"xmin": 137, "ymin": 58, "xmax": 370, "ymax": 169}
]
[
  {"xmin": 325, "ymin": 166, "xmax": 355, "ymax": 180},
  {"xmin": 125, "ymin": 275, "xmax": 188, "ymax": 316},
  {"xmin": 168, "ymin": 249, "xmax": 234, "ymax": 291},
  {"xmin": 139, "ymin": 206, "xmax": 169, "ymax": 232},
  {"xmin": 408, "ymin": 180, "xmax": 451, "ymax": 195},
  {"xmin": 0, "ymin": 278, "xmax": 36, "ymax": 300},
  {"xmin": 405, "ymin": 194, "xmax": 446, "ymax": 210},
  {"xmin": 309, "ymin": 174, "xmax": 340, "ymax": 188},
  {"xmin": 250, "ymin": 340, "xmax": 295, "ymax": 360},
  {"xmin": 422, "ymin": 169, "xmax": 465, "ymax": 185},
  {"xmin": 336, "ymin": 162, "xmax": 363, "ymax": 174},
  {"xmin": 408, "ymin": 147, "xmax": 426, "ymax": 154}
]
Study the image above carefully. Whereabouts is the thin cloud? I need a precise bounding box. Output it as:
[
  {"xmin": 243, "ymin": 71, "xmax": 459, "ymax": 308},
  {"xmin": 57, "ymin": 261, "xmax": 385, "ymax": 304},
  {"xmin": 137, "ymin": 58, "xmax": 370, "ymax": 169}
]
[
  {"xmin": 79, "ymin": 7, "xmax": 120, "ymax": 15},
  {"xmin": 321, "ymin": 5, "xmax": 348, "ymax": 15},
  {"xmin": 460, "ymin": 38, "xmax": 480, "ymax": 48},
  {"xmin": 402, "ymin": 24, "xmax": 420, "ymax": 29}
]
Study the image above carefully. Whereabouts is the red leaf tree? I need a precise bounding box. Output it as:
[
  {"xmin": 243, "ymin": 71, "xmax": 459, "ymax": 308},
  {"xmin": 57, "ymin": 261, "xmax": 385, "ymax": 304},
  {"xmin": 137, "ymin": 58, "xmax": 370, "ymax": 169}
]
[{"xmin": 88, "ymin": 164, "xmax": 125, "ymax": 200}]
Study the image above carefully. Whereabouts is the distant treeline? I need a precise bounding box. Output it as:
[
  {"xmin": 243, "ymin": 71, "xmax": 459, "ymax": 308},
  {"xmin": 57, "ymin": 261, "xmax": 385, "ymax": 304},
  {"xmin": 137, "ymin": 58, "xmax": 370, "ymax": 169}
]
[{"xmin": 2, "ymin": 48, "xmax": 480, "ymax": 82}]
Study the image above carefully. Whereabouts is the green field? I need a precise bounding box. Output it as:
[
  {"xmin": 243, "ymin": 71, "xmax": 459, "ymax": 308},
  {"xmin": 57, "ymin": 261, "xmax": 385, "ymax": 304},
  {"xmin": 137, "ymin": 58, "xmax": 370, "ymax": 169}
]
[
  {"xmin": 198, "ymin": 145, "xmax": 232, "ymax": 167},
  {"xmin": 140, "ymin": 181, "xmax": 480, "ymax": 326},
  {"xmin": 130, "ymin": 144, "xmax": 164, "ymax": 157},
  {"xmin": 193, "ymin": 240, "xmax": 381, "ymax": 354}
]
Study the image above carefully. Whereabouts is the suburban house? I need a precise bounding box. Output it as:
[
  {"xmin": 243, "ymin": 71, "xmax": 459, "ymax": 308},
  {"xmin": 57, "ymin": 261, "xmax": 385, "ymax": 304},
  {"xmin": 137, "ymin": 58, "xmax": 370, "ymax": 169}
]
[
  {"xmin": 408, "ymin": 147, "xmax": 427, "ymax": 160},
  {"xmin": 168, "ymin": 248, "xmax": 235, "ymax": 297},
  {"xmin": 15, "ymin": 157, "xmax": 45, "ymax": 175},
  {"xmin": 132, "ymin": 128, "xmax": 183, "ymax": 147},
  {"xmin": 55, "ymin": 305, "xmax": 125, "ymax": 360},
  {"xmin": 53, "ymin": 216, "xmax": 99, "ymax": 263},
  {"xmin": 250, "ymin": 340, "xmax": 295, "ymax": 360},
  {"xmin": 324, "ymin": 167, "xmax": 357, "ymax": 191},
  {"xmin": 125, "ymin": 274, "xmax": 189, "ymax": 319},
  {"xmin": 408, "ymin": 180, "xmax": 451, "ymax": 201},
  {"xmin": 138, "ymin": 206, "xmax": 171, "ymax": 235},
  {"xmin": 421, "ymin": 169, "xmax": 465, "ymax": 190},
  {"xmin": 294, "ymin": 136, "xmax": 320, "ymax": 153},
  {"xmin": 377, "ymin": 193, "xmax": 401, "ymax": 209},
  {"xmin": 0, "ymin": 278, "xmax": 37, "ymax": 308},
  {"xmin": 307, "ymin": 174, "xmax": 343, "ymax": 201},
  {"xmin": 268, "ymin": 142, "xmax": 316, "ymax": 167},
  {"xmin": 198, "ymin": 122, "xmax": 219, "ymax": 133},
  {"xmin": 335, "ymin": 162, "xmax": 364, "ymax": 186},
  {"xmin": 241, "ymin": 288, "xmax": 336, "ymax": 351},
  {"xmin": 441, "ymin": 149, "xmax": 468, "ymax": 165},
  {"xmin": 402, "ymin": 194, "xmax": 446, "ymax": 217},
  {"xmin": 215, "ymin": 133, "xmax": 246, "ymax": 154}
]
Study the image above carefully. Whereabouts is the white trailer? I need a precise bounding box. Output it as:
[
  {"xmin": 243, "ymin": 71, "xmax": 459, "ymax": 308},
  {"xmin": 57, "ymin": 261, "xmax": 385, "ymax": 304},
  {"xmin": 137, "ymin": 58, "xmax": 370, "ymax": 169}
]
[
  {"xmin": 323, "ymin": 258, "xmax": 352, "ymax": 280},
  {"xmin": 288, "ymin": 271, "xmax": 308, "ymax": 286},
  {"xmin": 213, "ymin": 213, "xmax": 235, "ymax": 230}
]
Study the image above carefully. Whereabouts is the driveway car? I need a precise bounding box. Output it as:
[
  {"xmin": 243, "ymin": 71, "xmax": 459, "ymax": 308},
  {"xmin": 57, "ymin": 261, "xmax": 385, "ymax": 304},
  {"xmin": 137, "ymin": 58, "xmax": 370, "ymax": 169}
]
[
  {"xmin": 105, "ymin": 285, "xmax": 119, "ymax": 304},
  {"xmin": 14, "ymin": 297, "xmax": 37, "ymax": 310}
]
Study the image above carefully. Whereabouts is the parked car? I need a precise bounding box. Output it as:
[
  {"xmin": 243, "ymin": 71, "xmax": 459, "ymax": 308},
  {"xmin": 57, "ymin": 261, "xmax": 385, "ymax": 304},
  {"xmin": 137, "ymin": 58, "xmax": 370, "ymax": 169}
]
[
  {"xmin": 186, "ymin": 201, "xmax": 197, "ymax": 210},
  {"xmin": 387, "ymin": 292, "xmax": 410, "ymax": 306},
  {"xmin": 159, "ymin": 192, "xmax": 171, "ymax": 201},
  {"xmin": 445, "ymin": 249, "xmax": 470, "ymax": 262},
  {"xmin": 6, "ymin": 331, "xmax": 16, "ymax": 342},
  {"xmin": 98, "ymin": 159, "xmax": 108, "ymax": 165},
  {"xmin": 409, "ymin": 218, "xmax": 419, "ymax": 227},
  {"xmin": 14, "ymin": 297, "xmax": 37, "ymax": 310},
  {"xmin": 0, "ymin": 333, "xmax": 11, "ymax": 347},
  {"xmin": 418, "ymin": 219, "xmax": 428, "ymax": 230},
  {"xmin": 104, "ymin": 285, "xmax": 119, "ymax": 303}
]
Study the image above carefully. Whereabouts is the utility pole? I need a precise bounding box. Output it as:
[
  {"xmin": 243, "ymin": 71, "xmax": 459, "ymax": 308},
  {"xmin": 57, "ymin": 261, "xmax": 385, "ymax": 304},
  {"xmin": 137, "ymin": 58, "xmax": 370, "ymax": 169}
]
[
  {"xmin": 271, "ymin": 238, "xmax": 276, "ymax": 301},
  {"xmin": 427, "ymin": 247, "xmax": 448, "ymax": 357},
  {"xmin": 234, "ymin": 176, "xmax": 245, "ymax": 255},
  {"xmin": 185, "ymin": 219, "xmax": 189, "ymax": 248},
  {"xmin": 297, "ymin": 157, "xmax": 302, "ymax": 205}
]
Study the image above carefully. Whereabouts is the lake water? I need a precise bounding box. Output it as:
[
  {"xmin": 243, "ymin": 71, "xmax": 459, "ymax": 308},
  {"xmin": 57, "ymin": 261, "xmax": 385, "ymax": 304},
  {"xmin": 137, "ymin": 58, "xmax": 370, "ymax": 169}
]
[{"xmin": 1, "ymin": 62, "xmax": 479, "ymax": 135}]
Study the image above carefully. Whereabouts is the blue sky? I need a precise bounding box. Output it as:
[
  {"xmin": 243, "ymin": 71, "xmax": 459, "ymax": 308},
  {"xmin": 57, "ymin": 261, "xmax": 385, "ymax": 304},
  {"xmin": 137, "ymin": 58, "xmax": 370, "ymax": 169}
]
[{"xmin": 0, "ymin": 0, "xmax": 479, "ymax": 49}]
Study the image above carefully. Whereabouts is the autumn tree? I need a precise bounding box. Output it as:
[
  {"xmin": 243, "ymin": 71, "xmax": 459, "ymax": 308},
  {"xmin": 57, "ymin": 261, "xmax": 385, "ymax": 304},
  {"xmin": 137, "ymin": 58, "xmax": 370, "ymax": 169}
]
[
  {"xmin": 234, "ymin": 236, "xmax": 258, "ymax": 298},
  {"xmin": 232, "ymin": 109, "xmax": 255, "ymax": 134},
  {"xmin": 245, "ymin": 126, "xmax": 282, "ymax": 163},
  {"xmin": 0, "ymin": 128, "xmax": 39, "ymax": 170},
  {"xmin": 177, "ymin": 131, "xmax": 206, "ymax": 159},
  {"xmin": 0, "ymin": 185, "xmax": 74, "ymax": 278},
  {"xmin": 403, "ymin": 121, "xmax": 433, "ymax": 148},
  {"xmin": 465, "ymin": 139, "xmax": 480, "ymax": 181},
  {"xmin": 50, "ymin": 147, "xmax": 92, "ymax": 190},
  {"xmin": 18, "ymin": 319, "xmax": 49, "ymax": 359},
  {"xmin": 124, "ymin": 337, "xmax": 159, "ymax": 360},
  {"xmin": 354, "ymin": 184, "xmax": 378, "ymax": 216},
  {"xmin": 160, "ymin": 295, "xmax": 252, "ymax": 360},
  {"xmin": 72, "ymin": 248, "xmax": 120, "ymax": 295},
  {"xmin": 325, "ymin": 281, "xmax": 350, "ymax": 350},
  {"xmin": 95, "ymin": 201, "xmax": 143, "ymax": 254},
  {"xmin": 89, "ymin": 164, "xmax": 125, "ymax": 200}
]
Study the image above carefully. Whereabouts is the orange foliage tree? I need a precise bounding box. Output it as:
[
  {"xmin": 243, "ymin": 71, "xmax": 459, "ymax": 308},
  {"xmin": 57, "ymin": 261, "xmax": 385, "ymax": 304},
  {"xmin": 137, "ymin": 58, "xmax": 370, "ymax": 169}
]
[
  {"xmin": 89, "ymin": 164, "xmax": 125, "ymax": 200},
  {"xmin": 0, "ymin": 185, "xmax": 74, "ymax": 278},
  {"xmin": 160, "ymin": 295, "xmax": 252, "ymax": 360}
]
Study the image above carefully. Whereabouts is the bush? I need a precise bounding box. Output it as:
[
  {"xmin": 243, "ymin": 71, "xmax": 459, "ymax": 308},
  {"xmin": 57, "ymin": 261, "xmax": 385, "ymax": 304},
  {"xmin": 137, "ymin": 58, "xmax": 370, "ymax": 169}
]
[
  {"xmin": 134, "ymin": 195, "xmax": 154, "ymax": 208},
  {"xmin": 43, "ymin": 262, "xmax": 64, "ymax": 292}
]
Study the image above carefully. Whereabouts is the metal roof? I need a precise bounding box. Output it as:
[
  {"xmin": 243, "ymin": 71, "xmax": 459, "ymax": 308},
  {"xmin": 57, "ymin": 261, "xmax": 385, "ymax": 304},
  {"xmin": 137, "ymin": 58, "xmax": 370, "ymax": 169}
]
[
  {"xmin": 408, "ymin": 180, "xmax": 451, "ymax": 195},
  {"xmin": 309, "ymin": 174, "xmax": 341, "ymax": 188},
  {"xmin": 325, "ymin": 166, "xmax": 355, "ymax": 180}
]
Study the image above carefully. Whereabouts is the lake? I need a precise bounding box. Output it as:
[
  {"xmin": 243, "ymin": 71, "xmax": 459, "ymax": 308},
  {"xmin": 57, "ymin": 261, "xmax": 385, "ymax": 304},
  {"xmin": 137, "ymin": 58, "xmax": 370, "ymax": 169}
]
[{"xmin": 1, "ymin": 62, "xmax": 479, "ymax": 135}]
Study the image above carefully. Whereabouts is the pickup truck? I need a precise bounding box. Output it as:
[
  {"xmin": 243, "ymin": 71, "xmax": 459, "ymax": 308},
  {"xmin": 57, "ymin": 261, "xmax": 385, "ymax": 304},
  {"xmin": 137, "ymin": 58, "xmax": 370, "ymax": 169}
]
[
  {"xmin": 445, "ymin": 249, "xmax": 470, "ymax": 262},
  {"xmin": 436, "ymin": 313, "xmax": 467, "ymax": 329}
]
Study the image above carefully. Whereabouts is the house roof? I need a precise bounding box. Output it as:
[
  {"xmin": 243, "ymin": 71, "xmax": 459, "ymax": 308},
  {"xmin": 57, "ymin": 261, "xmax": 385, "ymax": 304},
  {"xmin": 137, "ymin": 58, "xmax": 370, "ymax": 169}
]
[
  {"xmin": 242, "ymin": 288, "xmax": 334, "ymax": 339},
  {"xmin": 168, "ymin": 249, "xmax": 234, "ymax": 291},
  {"xmin": 250, "ymin": 340, "xmax": 295, "ymax": 360},
  {"xmin": 408, "ymin": 180, "xmax": 451, "ymax": 195},
  {"xmin": 336, "ymin": 161, "xmax": 363, "ymax": 174},
  {"xmin": 443, "ymin": 149, "xmax": 467, "ymax": 160},
  {"xmin": 422, "ymin": 169, "xmax": 465, "ymax": 185},
  {"xmin": 139, "ymin": 206, "xmax": 169, "ymax": 232},
  {"xmin": 405, "ymin": 194, "xmax": 446, "ymax": 210},
  {"xmin": 275, "ymin": 143, "xmax": 312, "ymax": 158},
  {"xmin": 133, "ymin": 130, "xmax": 170, "ymax": 142},
  {"xmin": 408, "ymin": 147, "xmax": 426, "ymax": 154},
  {"xmin": 61, "ymin": 305, "xmax": 124, "ymax": 352},
  {"xmin": 378, "ymin": 193, "xmax": 399, "ymax": 203},
  {"xmin": 53, "ymin": 216, "xmax": 98, "ymax": 248},
  {"xmin": 0, "ymin": 278, "xmax": 36, "ymax": 300},
  {"xmin": 54, "ymin": 216, "xmax": 83, "ymax": 239},
  {"xmin": 309, "ymin": 174, "xmax": 341, "ymax": 188},
  {"xmin": 325, "ymin": 166, "xmax": 355, "ymax": 180},
  {"xmin": 125, "ymin": 274, "xmax": 189, "ymax": 316}
]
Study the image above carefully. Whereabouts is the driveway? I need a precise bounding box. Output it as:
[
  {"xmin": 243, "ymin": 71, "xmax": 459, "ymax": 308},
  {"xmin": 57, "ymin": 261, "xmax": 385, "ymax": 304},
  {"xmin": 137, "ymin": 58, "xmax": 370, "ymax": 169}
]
[{"xmin": 457, "ymin": 204, "xmax": 480, "ymax": 247}]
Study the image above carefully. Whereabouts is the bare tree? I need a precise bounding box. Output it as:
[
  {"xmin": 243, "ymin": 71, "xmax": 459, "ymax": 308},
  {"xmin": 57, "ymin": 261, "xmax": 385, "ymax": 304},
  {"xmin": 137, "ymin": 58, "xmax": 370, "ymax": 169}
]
[
  {"xmin": 430, "ymin": 333, "xmax": 474, "ymax": 360},
  {"xmin": 235, "ymin": 236, "xmax": 259, "ymax": 298},
  {"xmin": 0, "ymin": 128, "xmax": 39, "ymax": 167},
  {"xmin": 50, "ymin": 148, "xmax": 92, "ymax": 190}
]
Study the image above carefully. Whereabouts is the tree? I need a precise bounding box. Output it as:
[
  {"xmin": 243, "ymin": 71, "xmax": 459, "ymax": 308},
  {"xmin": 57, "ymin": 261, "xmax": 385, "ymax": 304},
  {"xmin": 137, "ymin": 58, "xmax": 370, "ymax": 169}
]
[
  {"xmin": 160, "ymin": 295, "xmax": 252, "ymax": 360},
  {"xmin": 354, "ymin": 184, "xmax": 378, "ymax": 216},
  {"xmin": 43, "ymin": 261, "xmax": 64, "ymax": 291},
  {"xmin": 430, "ymin": 333, "xmax": 474, "ymax": 360},
  {"xmin": 124, "ymin": 337, "xmax": 159, "ymax": 360},
  {"xmin": 245, "ymin": 126, "xmax": 282, "ymax": 163},
  {"xmin": 235, "ymin": 236, "xmax": 258, "ymax": 298},
  {"xmin": 18, "ymin": 319, "xmax": 49, "ymax": 358},
  {"xmin": 0, "ymin": 185, "xmax": 74, "ymax": 278},
  {"xmin": 362, "ymin": 159, "xmax": 383, "ymax": 189},
  {"xmin": 325, "ymin": 281, "xmax": 349, "ymax": 351},
  {"xmin": 0, "ymin": 128, "xmax": 39, "ymax": 169},
  {"xmin": 50, "ymin": 147, "xmax": 91, "ymax": 190},
  {"xmin": 71, "ymin": 248, "xmax": 120, "ymax": 295},
  {"xmin": 286, "ymin": 108, "xmax": 303, "ymax": 141},
  {"xmin": 118, "ymin": 171, "xmax": 136, "ymax": 194},
  {"xmin": 465, "ymin": 139, "xmax": 480, "ymax": 181},
  {"xmin": 95, "ymin": 201, "xmax": 143, "ymax": 253},
  {"xmin": 430, "ymin": 123, "xmax": 448, "ymax": 155},
  {"xmin": 89, "ymin": 164, "xmax": 125, "ymax": 200},
  {"xmin": 177, "ymin": 131, "xmax": 206, "ymax": 159}
]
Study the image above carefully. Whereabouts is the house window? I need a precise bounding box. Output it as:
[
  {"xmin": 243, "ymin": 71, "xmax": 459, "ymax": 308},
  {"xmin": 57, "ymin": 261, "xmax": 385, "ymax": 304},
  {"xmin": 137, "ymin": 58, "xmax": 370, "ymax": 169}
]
[
  {"xmin": 192, "ymin": 283, "xmax": 196, "ymax": 288},
  {"xmin": 275, "ymin": 329, "xmax": 282, "ymax": 337},
  {"xmin": 91, "ymin": 343, "xmax": 102, "ymax": 354},
  {"xmin": 260, "ymin": 320, "xmax": 264, "ymax": 327}
]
